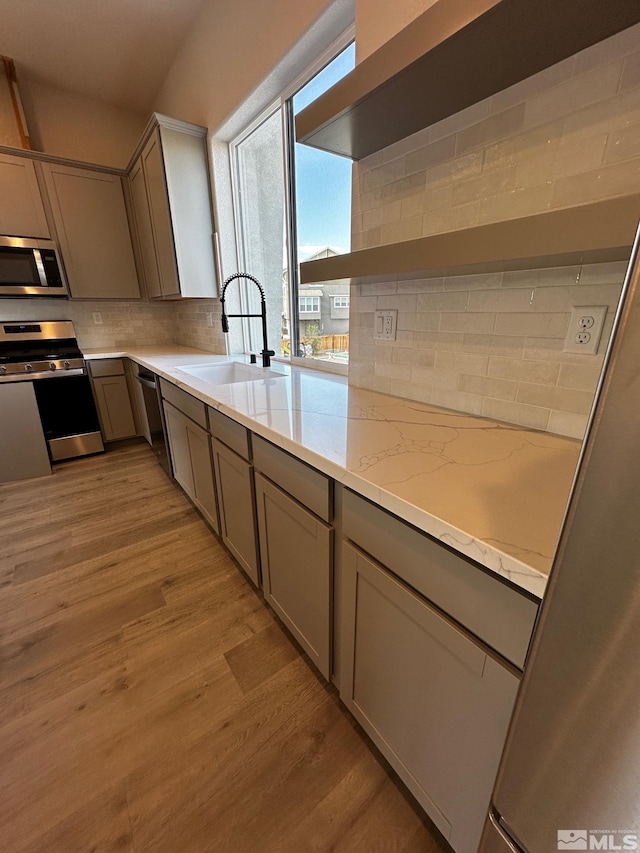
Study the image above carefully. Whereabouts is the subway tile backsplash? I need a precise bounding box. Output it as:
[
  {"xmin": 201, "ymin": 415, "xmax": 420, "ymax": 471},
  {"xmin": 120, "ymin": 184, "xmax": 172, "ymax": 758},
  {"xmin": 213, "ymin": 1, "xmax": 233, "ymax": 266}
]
[
  {"xmin": 348, "ymin": 24, "xmax": 640, "ymax": 439},
  {"xmin": 352, "ymin": 26, "xmax": 640, "ymax": 250},
  {"xmin": 0, "ymin": 297, "xmax": 227, "ymax": 356},
  {"xmin": 349, "ymin": 262, "xmax": 627, "ymax": 439},
  {"xmin": 0, "ymin": 298, "xmax": 177, "ymax": 350}
]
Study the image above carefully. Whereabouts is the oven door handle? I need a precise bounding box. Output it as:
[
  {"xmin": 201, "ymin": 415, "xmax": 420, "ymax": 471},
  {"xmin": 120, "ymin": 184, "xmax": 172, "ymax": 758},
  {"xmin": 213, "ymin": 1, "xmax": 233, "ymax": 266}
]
[{"xmin": 135, "ymin": 372, "xmax": 157, "ymax": 390}]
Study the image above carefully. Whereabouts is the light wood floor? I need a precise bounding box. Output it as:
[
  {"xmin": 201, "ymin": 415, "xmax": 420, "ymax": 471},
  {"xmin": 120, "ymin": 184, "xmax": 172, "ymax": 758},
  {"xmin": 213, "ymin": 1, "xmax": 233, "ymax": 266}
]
[{"xmin": 0, "ymin": 442, "xmax": 451, "ymax": 853}]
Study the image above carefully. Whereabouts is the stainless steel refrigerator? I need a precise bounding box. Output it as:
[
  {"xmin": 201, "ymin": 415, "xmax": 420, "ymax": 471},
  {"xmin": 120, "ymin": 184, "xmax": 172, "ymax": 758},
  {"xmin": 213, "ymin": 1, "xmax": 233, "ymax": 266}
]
[{"xmin": 479, "ymin": 222, "xmax": 640, "ymax": 853}]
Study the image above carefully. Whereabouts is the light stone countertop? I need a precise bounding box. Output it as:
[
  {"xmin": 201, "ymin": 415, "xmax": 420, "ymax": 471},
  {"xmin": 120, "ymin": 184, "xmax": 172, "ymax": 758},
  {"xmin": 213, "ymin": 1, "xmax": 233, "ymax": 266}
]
[{"xmin": 84, "ymin": 345, "xmax": 582, "ymax": 599}]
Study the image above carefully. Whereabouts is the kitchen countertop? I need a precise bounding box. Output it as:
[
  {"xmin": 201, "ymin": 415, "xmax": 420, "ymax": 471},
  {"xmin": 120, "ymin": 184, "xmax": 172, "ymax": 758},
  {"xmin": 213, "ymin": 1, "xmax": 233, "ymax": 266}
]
[{"xmin": 85, "ymin": 346, "xmax": 582, "ymax": 599}]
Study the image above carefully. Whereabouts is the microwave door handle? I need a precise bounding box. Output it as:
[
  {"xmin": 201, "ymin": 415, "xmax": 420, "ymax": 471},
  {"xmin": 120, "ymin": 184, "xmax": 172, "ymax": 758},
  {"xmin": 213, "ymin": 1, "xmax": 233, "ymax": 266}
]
[{"xmin": 33, "ymin": 250, "xmax": 48, "ymax": 288}]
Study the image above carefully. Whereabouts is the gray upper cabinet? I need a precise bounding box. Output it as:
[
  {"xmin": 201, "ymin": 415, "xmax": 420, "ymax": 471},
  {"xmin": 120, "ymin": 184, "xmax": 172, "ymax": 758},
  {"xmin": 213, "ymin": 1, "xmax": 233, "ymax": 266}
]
[
  {"xmin": 0, "ymin": 152, "xmax": 50, "ymax": 238},
  {"xmin": 42, "ymin": 162, "xmax": 140, "ymax": 299},
  {"xmin": 340, "ymin": 541, "xmax": 519, "ymax": 853},
  {"xmin": 129, "ymin": 157, "xmax": 162, "ymax": 299},
  {"xmin": 129, "ymin": 115, "xmax": 218, "ymax": 299}
]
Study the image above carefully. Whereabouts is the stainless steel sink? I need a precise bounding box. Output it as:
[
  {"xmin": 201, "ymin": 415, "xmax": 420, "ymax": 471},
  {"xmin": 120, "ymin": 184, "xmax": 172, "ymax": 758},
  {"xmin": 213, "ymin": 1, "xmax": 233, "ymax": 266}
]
[{"xmin": 176, "ymin": 361, "xmax": 285, "ymax": 385}]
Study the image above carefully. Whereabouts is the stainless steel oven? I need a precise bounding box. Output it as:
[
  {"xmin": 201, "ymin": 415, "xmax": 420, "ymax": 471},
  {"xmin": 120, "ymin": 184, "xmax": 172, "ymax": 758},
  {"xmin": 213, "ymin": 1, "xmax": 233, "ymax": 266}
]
[{"xmin": 0, "ymin": 321, "xmax": 104, "ymax": 461}]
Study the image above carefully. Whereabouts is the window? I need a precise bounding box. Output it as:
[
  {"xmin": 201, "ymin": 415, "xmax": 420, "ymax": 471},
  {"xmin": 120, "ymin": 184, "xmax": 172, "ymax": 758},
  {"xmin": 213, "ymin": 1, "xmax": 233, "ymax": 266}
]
[
  {"xmin": 333, "ymin": 296, "xmax": 349, "ymax": 308},
  {"xmin": 231, "ymin": 37, "xmax": 355, "ymax": 368},
  {"xmin": 299, "ymin": 296, "xmax": 320, "ymax": 313}
]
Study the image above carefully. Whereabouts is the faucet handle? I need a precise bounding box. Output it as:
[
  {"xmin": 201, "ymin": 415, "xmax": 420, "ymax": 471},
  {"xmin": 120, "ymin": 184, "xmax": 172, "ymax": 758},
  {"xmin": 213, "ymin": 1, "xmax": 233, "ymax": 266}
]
[
  {"xmin": 249, "ymin": 353, "xmax": 257, "ymax": 364},
  {"xmin": 261, "ymin": 349, "xmax": 276, "ymax": 368}
]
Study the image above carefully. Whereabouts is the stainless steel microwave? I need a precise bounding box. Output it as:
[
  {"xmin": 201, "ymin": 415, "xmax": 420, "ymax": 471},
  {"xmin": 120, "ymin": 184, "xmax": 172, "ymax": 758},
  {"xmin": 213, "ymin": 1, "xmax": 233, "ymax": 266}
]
[{"xmin": 0, "ymin": 236, "xmax": 69, "ymax": 297}]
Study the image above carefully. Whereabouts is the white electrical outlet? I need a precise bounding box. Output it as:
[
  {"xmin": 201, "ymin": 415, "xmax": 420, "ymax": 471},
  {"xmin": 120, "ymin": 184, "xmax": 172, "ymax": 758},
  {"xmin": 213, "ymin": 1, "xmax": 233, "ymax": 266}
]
[
  {"xmin": 563, "ymin": 306, "xmax": 607, "ymax": 355},
  {"xmin": 374, "ymin": 309, "xmax": 397, "ymax": 341},
  {"xmin": 92, "ymin": 312, "xmax": 102, "ymax": 325}
]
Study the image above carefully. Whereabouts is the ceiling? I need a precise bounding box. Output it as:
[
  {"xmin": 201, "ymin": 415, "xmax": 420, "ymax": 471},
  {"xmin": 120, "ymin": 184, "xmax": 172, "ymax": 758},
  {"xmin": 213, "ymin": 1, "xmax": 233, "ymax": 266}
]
[{"xmin": 0, "ymin": 0, "xmax": 207, "ymax": 113}]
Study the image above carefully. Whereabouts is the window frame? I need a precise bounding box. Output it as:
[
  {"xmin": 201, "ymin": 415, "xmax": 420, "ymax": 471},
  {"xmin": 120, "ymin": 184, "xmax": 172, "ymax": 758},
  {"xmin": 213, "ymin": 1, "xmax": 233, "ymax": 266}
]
[
  {"xmin": 228, "ymin": 27, "xmax": 354, "ymax": 376},
  {"xmin": 299, "ymin": 295, "xmax": 321, "ymax": 313},
  {"xmin": 333, "ymin": 295, "xmax": 350, "ymax": 308}
]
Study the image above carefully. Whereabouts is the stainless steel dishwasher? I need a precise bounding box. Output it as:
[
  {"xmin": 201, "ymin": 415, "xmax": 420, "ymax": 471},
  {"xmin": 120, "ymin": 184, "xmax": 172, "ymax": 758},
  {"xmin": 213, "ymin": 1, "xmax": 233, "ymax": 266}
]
[{"xmin": 134, "ymin": 366, "xmax": 172, "ymax": 477}]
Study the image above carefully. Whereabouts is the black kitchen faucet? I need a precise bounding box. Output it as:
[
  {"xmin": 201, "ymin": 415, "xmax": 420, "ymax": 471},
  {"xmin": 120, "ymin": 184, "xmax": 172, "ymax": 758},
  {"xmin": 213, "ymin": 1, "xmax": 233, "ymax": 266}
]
[{"xmin": 220, "ymin": 273, "xmax": 275, "ymax": 368}]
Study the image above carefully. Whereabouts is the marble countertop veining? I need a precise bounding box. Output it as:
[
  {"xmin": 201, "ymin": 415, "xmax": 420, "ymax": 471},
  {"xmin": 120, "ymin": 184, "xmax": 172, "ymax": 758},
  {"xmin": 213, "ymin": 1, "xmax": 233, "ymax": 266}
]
[{"xmin": 84, "ymin": 346, "xmax": 582, "ymax": 598}]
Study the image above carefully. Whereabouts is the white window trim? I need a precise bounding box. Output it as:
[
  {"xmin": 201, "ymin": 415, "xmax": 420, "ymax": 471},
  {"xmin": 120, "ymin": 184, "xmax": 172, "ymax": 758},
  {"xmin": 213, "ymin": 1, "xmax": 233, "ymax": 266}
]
[
  {"xmin": 226, "ymin": 23, "xmax": 355, "ymax": 373},
  {"xmin": 299, "ymin": 296, "xmax": 321, "ymax": 312},
  {"xmin": 333, "ymin": 296, "xmax": 350, "ymax": 307}
]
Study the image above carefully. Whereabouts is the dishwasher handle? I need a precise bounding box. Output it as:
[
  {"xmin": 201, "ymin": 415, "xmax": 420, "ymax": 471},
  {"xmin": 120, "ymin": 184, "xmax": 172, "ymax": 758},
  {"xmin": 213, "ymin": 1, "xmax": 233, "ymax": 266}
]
[{"xmin": 135, "ymin": 370, "xmax": 157, "ymax": 390}]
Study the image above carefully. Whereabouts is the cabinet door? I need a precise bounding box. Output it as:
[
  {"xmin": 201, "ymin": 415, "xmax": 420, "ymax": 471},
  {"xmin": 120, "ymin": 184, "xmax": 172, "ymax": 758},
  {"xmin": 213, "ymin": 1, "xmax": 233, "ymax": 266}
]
[
  {"xmin": 141, "ymin": 130, "xmax": 179, "ymax": 297},
  {"xmin": 186, "ymin": 418, "xmax": 219, "ymax": 534},
  {"xmin": 211, "ymin": 437, "xmax": 259, "ymax": 586},
  {"xmin": 341, "ymin": 542, "xmax": 519, "ymax": 853},
  {"xmin": 0, "ymin": 383, "xmax": 51, "ymax": 483},
  {"xmin": 92, "ymin": 376, "xmax": 137, "ymax": 441},
  {"xmin": 0, "ymin": 153, "xmax": 49, "ymax": 237},
  {"xmin": 255, "ymin": 473, "xmax": 332, "ymax": 678},
  {"xmin": 129, "ymin": 157, "xmax": 162, "ymax": 299},
  {"xmin": 164, "ymin": 402, "xmax": 219, "ymax": 533},
  {"xmin": 42, "ymin": 163, "xmax": 140, "ymax": 299},
  {"xmin": 160, "ymin": 124, "xmax": 217, "ymax": 298},
  {"xmin": 164, "ymin": 401, "xmax": 194, "ymax": 496}
]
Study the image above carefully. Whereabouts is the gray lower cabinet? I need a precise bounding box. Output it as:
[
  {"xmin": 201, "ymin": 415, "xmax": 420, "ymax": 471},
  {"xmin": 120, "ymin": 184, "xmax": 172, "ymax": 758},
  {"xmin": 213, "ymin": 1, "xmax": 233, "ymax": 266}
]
[
  {"xmin": 254, "ymin": 472, "xmax": 332, "ymax": 678},
  {"xmin": 163, "ymin": 401, "xmax": 218, "ymax": 533},
  {"xmin": 210, "ymin": 437, "xmax": 259, "ymax": 586},
  {"xmin": 0, "ymin": 383, "xmax": 51, "ymax": 483},
  {"xmin": 340, "ymin": 541, "xmax": 520, "ymax": 853},
  {"xmin": 89, "ymin": 360, "xmax": 137, "ymax": 441}
]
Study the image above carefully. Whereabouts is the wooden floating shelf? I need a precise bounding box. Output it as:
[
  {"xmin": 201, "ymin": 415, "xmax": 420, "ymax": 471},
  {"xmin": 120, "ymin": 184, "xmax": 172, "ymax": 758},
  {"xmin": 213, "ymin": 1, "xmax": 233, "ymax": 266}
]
[
  {"xmin": 296, "ymin": 0, "xmax": 640, "ymax": 161},
  {"xmin": 299, "ymin": 195, "xmax": 640, "ymax": 284}
]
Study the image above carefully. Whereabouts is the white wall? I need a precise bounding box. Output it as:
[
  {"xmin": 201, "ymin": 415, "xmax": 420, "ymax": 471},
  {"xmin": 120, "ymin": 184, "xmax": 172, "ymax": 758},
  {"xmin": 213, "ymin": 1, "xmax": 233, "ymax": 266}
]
[
  {"xmin": 154, "ymin": 0, "xmax": 341, "ymax": 132},
  {"xmin": 18, "ymin": 78, "xmax": 146, "ymax": 168}
]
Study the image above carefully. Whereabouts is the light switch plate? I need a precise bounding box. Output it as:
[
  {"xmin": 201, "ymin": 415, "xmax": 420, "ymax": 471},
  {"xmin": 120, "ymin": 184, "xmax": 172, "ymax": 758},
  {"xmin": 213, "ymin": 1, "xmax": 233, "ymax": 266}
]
[
  {"xmin": 374, "ymin": 309, "xmax": 397, "ymax": 341},
  {"xmin": 564, "ymin": 306, "xmax": 607, "ymax": 355}
]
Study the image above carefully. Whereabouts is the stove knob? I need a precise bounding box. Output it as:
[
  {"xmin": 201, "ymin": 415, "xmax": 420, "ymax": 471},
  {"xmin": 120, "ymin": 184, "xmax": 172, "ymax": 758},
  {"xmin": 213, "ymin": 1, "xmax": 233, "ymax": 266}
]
[
  {"xmin": 63, "ymin": 360, "xmax": 70, "ymax": 370},
  {"xmin": 25, "ymin": 363, "xmax": 33, "ymax": 373},
  {"xmin": 0, "ymin": 366, "xmax": 6, "ymax": 374},
  {"xmin": 49, "ymin": 362, "xmax": 57, "ymax": 371}
]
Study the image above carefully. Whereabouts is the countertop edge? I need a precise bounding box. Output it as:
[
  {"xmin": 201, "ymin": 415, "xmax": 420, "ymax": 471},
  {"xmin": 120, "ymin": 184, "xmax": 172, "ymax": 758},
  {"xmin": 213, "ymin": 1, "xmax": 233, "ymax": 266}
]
[{"xmin": 86, "ymin": 347, "xmax": 551, "ymax": 599}]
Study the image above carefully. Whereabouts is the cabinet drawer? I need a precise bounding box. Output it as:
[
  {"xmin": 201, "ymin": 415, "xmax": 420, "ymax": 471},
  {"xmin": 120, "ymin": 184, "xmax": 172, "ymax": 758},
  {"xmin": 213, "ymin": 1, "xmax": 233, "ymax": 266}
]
[
  {"xmin": 89, "ymin": 358, "xmax": 126, "ymax": 378},
  {"xmin": 253, "ymin": 435, "xmax": 331, "ymax": 522},
  {"xmin": 342, "ymin": 489, "xmax": 537, "ymax": 669},
  {"xmin": 160, "ymin": 379, "xmax": 207, "ymax": 428},
  {"xmin": 208, "ymin": 406, "xmax": 250, "ymax": 460}
]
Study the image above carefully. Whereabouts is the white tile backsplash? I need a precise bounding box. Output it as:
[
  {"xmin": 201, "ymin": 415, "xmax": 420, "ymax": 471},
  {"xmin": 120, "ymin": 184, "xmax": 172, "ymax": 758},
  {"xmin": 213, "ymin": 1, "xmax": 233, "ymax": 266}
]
[
  {"xmin": 349, "ymin": 262, "xmax": 626, "ymax": 439},
  {"xmin": 0, "ymin": 296, "xmax": 227, "ymax": 356},
  {"xmin": 347, "ymin": 25, "xmax": 639, "ymax": 438},
  {"xmin": 353, "ymin": 25, "xmax": 640, "ymax": 247}
]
